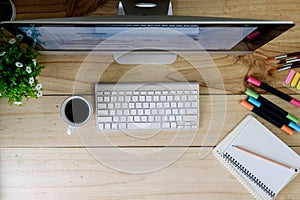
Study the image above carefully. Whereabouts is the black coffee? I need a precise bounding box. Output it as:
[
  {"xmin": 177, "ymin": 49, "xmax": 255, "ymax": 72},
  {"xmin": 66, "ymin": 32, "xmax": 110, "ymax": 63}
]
[{"xmin": 65, "ymin": 98, "xmax": 90, "ymax": 123}]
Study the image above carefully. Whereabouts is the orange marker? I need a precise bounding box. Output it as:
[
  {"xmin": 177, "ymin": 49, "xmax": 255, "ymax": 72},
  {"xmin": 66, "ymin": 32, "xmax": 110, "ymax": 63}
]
[{"xmin": 240, "ymin": 100, "xmax": 294, "ymax": 135}]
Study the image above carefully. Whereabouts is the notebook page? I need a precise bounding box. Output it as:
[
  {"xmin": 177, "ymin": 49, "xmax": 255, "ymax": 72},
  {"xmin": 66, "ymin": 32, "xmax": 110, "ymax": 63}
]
[
  {"xmin": 224, "ymin": 117, "xmax": 300, "ymax": 195},
  {"xmin": 226, "ymin": 145, "xmax": 294, "ymax": 194}
]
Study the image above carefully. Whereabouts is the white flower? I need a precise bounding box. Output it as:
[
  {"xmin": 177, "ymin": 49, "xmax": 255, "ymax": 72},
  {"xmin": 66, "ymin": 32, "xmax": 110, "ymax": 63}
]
[
  {"xmin": 8, "ymin": 38, "xmax": 16, "ymax": 44},
  {"xmin": 29, "ymin": 77, "xmax": 34, "ymax": 85},
  {"xmin": 36, "ymin": 90, "xmax": 43, "ymax": 97},
  {"xmin": 32, "ymin": 59, "xmax": 37, "ymax": 66},
  {"xmin": 26, "ymin": 66, "xmax": 32, "ymax": 74},
  {"xmin": 26, "ymin": 29, "xmax": 32, "ymax": 37},
  {"xmin": 16, "ymin": 34, "xmax": 24, "ymax": 40},
  {"xmin": 15, "ymin": 62, "xmax": 23, "ymax": 68},
  {"xmin": 35, "ymin": 83, "xmax": 42, "ymax": 90},
  {"xmin": 14, "ymin": 101, "xmax": 23, "ymax": 105},
  {"xmin": 0, "ymin": 51, "xmax": 6, "ymax": 56}
]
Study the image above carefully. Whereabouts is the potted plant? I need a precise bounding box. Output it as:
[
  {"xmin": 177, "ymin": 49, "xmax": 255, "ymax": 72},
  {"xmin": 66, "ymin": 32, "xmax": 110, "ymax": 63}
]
[{"xmin": 0, "ymin": 29, "xmax": 45, "ymax": 106}]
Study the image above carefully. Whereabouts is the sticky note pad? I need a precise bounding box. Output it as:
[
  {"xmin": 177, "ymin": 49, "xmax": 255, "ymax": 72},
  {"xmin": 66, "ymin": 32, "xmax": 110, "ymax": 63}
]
[
  {"xmin": 285, "ymin": 69, "xmax": 296, "ymax": 85},
  {"xmin": 297, "ymin": 80, "xmax": 300, "ymax": 90},
  {"xmin": 291, "ymin": 72, "xmax": 300, "ymax": 87}
]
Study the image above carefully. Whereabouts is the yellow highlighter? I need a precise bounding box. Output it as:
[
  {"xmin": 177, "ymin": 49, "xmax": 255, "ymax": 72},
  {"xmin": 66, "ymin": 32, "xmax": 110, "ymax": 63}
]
[{"xmin": 291, "ymin": 72, "xmax": 300, "ymax": 87}]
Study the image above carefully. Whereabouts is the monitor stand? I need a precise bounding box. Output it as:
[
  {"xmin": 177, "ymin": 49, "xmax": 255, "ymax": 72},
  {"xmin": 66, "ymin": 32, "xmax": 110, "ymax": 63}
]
[
  {"xmin": 115, "ymin": 0, "xmax": 177, "ymax": 64},
  {"xmin": 118, "ymin": 0, "xmax": 173, "ymax": 16}
]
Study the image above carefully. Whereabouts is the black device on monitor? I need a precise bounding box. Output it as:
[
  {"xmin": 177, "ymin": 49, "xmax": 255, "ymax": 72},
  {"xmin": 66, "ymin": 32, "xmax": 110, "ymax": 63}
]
[{"xmin": 0, "ymin": 0, "xmax": 295, "ymax": 64}]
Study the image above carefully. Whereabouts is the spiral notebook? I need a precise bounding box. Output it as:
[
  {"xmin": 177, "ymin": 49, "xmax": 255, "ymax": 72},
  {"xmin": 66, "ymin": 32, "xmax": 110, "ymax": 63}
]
[{"xmin": 213, "ymin": 115, "xmax": 300, "ymax": 200}]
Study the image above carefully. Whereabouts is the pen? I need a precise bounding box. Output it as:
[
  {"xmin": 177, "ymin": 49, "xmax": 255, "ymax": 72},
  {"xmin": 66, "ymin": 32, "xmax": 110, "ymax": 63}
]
[
  {"xmin": 247, "ymin": 97, "xmax": 300, "ymax": 132},
  {"xmin": 267, "ymin": 52, "xmax": 300, "ymax": 60},
  {"xmin": 240, "ymin": 100, "xmax": 294, "ymax": 135},
  {"xmin": 232, "ymin": 145, "xmax": 297, "ymax": 172},
  {"xmin": 247, "ymin": 76, "xmax": 300, "ymax": 108},
  {"xmin": 245, "ymin": 88, "xmax": 299, "ymax": 123}
]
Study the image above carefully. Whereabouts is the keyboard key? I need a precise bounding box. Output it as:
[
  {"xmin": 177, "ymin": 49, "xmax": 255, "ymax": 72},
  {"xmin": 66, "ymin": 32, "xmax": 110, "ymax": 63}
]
[
  {"xmin": 98, "ymin": 109, "xmax": 109, "ymax": 116},
  {"xmin": 183, "ymin": 115, "xmax": 198, "ymax": 121},
  {"xmin": 98, "ymin": 123, "xmax": 104, "ymax": 129},
  {"xmin": 112, "ymin": 123, "xmax": 118, "ymax": 129},
  {"xmin": 127, "ymin": 122, "xmax": 161, "ymax": 129},
  {"xmin": 119, "ymin": 123, "xmax": 127, "ymax": 129},
  {"xmin": 187, "ymin": 109, "xmax": 198, "ymax": 114},
  {"xmin": 141, "ymin": 116, "xmax": 148, "ymax": 122},
  {"xmin": 134, "ymin": 116, "xmax": 141, "ymax": 122},
  {"xmin": 162, "ymin": 123, "xmax": 170, "ymax": 129},
  {"xmin": 98, "ymin": 116, "xmax": 113, "ymax": 122},
  {"xmin": 139, "ymin": 96, "xmax": 145, "ymax": 101},
  {"xmin": 98, "ymin": 103, "xmax": 107, "ymax": 109},
  {"xmin": 104, "ymin": 123, "xmax": 111, "ymax": 129},
  {"xmin": 136, "ymin": 103, "xmax": 142, "ymax": 108}
]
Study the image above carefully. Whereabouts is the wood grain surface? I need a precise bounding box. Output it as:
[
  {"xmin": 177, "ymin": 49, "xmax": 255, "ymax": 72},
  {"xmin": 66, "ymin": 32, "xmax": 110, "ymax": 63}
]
[{"xmin": 1, "ymin": 0, "xmax": 300, "ymax": 199}]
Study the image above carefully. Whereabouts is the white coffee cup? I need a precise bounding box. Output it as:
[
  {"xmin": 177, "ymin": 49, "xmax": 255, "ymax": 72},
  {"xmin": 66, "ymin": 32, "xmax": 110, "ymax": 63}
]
[{"xmin": 60, "ymin": 96, "xmax": 93, "ymax": 135}]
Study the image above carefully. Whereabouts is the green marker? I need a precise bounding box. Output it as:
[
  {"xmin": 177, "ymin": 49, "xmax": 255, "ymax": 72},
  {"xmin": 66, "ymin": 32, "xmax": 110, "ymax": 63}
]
[{"xmin": 245, "ymin": 88, "xmax": 299, "ymax": 124}]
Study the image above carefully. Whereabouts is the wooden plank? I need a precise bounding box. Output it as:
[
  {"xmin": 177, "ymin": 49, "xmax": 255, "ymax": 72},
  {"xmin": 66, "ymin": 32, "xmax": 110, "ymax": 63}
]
[
  {"xmin": 36, "ymin": 53, "xmax": 299, "ymax": 95},
  {"xmin": 1, "ymin": 94, "xmax": 300, "ymax": 147},
  {"xmin": 16, "ymin": 4, "xmax": 67, "ymax": 14},
  {"xmin": 16, "ymin": 12, "xmax": 67, "ymax": 20},
  {"xmin": 171, "ymin": 0, "xmax": 300, "ymax": 20},
  {"xmin": 13, "ymin": 0, "xmax": 67, "ymax": 7},
  {"xmin": 1, "ymin": 147, "xmax": 300, "ymax": 200}
]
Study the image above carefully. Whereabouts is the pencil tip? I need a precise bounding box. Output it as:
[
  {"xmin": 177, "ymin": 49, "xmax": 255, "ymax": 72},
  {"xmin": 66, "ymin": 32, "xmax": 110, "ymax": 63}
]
[{"xmin": 266, "ymin": 57, "xmax": 274, "ymax": 61}]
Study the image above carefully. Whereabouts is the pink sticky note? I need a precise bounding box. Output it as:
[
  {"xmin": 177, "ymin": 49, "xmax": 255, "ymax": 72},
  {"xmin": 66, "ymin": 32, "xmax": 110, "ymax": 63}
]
[{"xmin": 285, "ymin": 69, "xmax": 296, "ymax": 85}]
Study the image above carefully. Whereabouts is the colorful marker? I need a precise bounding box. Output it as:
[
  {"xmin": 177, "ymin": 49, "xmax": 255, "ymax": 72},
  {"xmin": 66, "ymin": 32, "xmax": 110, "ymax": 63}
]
[
  {"xmin": 246, "ymin": 88, "xmax": 299, "ymax": 123},
  {"xmin": 247, "ymin": 76, "xmax": 300, "ymax": 108},
  {"xmin": 247, "ymin": 97, "xmax": 300, "ymax": 132},
  {"xmin": 240, "ymin": 100, "xmax": 294, "ymax": 135}
]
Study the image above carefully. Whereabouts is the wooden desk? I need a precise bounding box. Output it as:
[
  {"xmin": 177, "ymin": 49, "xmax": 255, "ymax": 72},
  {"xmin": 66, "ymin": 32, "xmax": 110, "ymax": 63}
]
[{"xmin": 1, "ymin": 0, "xmax": 300, "ymax": 199}]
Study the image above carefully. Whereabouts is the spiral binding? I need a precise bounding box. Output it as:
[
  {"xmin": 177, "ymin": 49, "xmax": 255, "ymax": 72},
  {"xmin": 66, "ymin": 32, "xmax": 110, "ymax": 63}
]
[{"xmin": 223, "ymin": 152, "xmax": 276, "ymax": 198}]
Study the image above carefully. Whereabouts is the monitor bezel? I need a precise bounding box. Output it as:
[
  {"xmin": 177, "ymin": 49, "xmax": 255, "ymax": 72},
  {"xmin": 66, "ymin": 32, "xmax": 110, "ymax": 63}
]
[{"xmin": 0, "ymin": 15, "xmax": 295, "ymax": 54}]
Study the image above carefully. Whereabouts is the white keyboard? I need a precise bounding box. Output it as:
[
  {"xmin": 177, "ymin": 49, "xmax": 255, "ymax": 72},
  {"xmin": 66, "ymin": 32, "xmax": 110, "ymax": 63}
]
[{"xmin": 95, "ymin": 82, "xmax": 199, "ymax": 130}]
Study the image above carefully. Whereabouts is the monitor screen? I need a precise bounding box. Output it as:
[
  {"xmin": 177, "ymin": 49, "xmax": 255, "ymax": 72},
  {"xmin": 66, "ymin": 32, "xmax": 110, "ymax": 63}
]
[{"xmin": 1, "ymin": 16, "xmax": 295, "ymax": 53}]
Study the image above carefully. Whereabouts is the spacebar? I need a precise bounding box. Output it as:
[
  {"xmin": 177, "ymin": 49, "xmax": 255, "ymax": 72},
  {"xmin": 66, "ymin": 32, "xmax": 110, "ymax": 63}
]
[{"xmin": 127, "ymin": 122, "xmax": 161, "ymax": 129}]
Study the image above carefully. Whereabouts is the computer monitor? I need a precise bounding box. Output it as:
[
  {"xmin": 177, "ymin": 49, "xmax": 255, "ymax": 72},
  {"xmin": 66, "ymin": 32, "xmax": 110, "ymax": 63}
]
[{"xmin": 0, "ymin": 15, "xmax": 294, "ymax": 64}]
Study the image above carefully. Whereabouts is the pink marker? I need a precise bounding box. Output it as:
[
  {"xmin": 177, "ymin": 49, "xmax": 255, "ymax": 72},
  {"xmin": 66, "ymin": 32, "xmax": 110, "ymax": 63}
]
[
  {"xmin": 247, "ymin": 76, "xmax": 300, "ymax": 108},
  {"xmin": 247, "ymin": 31, "xmax": 260, "ymax": 41}
]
